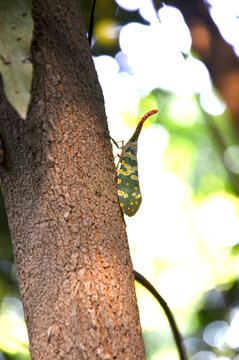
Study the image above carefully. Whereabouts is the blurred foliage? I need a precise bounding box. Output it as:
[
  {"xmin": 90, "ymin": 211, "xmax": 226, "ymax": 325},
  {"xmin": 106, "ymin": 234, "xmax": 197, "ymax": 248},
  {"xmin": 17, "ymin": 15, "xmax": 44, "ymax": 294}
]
[
  {"xmin": 145, "ymin": 89, "xmax": 239, "ymax": 197},
  {"xmin": 1, "ymin": 0, "xmax": 239, "ymax": 360},
  {"xmin": 185, "ymin": 277, "xmax": 239, "ymax": 359},
  {"xmin": 82, "ymin": 0, "xmax": 149, "ymax": 56},
  {"xmin": 137, "ymin": 89, "xmax": 239, "ymax": 359}
]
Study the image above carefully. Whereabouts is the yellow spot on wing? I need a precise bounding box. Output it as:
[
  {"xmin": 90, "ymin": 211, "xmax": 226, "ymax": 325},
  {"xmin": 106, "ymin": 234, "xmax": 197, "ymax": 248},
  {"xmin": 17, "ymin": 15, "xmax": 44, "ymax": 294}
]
[
  {"xmin": 124, "ymin": 152, "xmax": 136, "ymax": 160},
  {"xmin": 118, "ymin": 179, "xmax": 121, "ymax": 184},
  {"xmin": 118, "ymin": 190, "xmax": 124, "ymax": 196}
]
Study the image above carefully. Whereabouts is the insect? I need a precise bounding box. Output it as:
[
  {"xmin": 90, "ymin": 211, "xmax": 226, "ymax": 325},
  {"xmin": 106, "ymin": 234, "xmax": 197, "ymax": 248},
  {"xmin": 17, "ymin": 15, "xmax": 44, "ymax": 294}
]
[{"xmin": 117, "ymin": 109, "xmax": 158, "ymax": 216}]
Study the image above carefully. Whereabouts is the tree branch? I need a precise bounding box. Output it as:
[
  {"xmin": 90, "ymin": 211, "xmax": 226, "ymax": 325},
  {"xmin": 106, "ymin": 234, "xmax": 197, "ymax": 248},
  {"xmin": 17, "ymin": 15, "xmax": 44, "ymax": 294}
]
[{"xmin": 134, "ymin": 270, "xmax": 187, "ymax": 360}]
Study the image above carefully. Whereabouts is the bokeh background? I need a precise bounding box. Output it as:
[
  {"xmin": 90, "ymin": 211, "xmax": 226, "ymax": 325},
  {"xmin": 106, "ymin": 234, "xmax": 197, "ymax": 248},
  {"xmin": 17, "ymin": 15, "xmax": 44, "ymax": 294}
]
[{"xmin": 1, "ymin": 0, "xmax": 239, "ymax": 359}]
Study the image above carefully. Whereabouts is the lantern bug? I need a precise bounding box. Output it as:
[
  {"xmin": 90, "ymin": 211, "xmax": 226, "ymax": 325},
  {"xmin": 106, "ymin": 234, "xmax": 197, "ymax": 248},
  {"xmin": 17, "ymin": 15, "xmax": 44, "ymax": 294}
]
[{"xmin": 117, "ymin": 109, "xmax": 158, "ymax": 216}]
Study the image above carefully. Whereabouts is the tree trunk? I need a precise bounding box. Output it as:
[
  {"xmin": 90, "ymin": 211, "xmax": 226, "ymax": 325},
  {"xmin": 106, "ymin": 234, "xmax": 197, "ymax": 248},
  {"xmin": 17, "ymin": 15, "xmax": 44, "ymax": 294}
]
[{"xmin": 0, "ymin": 0, "xmax": 145, "ymax": 359}]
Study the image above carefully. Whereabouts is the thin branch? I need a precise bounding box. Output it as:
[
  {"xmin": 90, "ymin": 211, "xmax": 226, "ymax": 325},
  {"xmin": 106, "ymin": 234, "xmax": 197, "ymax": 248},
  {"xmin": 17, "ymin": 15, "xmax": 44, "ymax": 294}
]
[
  {"xmin": 134, "ymin": 270, "xmax": 188, "ymax": 360},
  {"xmin": 88, "ymin": 0, "xmax": 97, "ymax": 47}
]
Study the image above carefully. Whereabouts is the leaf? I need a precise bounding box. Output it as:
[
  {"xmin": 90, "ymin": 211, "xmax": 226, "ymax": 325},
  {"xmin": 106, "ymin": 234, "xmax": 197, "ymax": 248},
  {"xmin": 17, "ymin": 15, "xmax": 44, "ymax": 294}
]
[{"xmin": 0, "ymin": 0, "xmax": 33, "ymax": 118}]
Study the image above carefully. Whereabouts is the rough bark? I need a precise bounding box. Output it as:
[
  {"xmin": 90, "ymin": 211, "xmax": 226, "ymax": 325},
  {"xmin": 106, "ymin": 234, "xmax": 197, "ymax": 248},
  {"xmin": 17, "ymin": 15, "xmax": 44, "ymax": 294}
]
[
  {"xmin": 166, "ymin": 0, "xmax": 239, "ymax": 125},
  {"xmin": 0, "ymin": 0, "xmax": 145, "ymax": 359}
]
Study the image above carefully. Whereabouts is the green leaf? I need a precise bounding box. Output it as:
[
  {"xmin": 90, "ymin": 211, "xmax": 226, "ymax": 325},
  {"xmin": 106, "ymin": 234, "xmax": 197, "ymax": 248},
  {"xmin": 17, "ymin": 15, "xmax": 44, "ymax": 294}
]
[{"xmin": 0, "ymin": 0, "xmax": 33, "ymax": 118}]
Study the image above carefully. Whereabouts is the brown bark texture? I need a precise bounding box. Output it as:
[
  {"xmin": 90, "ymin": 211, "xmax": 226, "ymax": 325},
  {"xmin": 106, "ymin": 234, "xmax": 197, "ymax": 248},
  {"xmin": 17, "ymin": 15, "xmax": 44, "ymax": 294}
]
[
  {"xmin": 0, "ymin": 0, "xmax": 145, "ymax": 359},
  {"xmin": 165, "ymin": 0, "xmax": 239, "ymax": 125}
]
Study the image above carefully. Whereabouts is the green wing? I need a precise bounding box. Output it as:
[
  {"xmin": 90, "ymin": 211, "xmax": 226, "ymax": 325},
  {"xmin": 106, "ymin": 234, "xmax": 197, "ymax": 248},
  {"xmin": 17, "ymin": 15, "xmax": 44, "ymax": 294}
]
[{"xmin": 117, "ymin": 141, "xmax": 142, "ymax": 216}]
